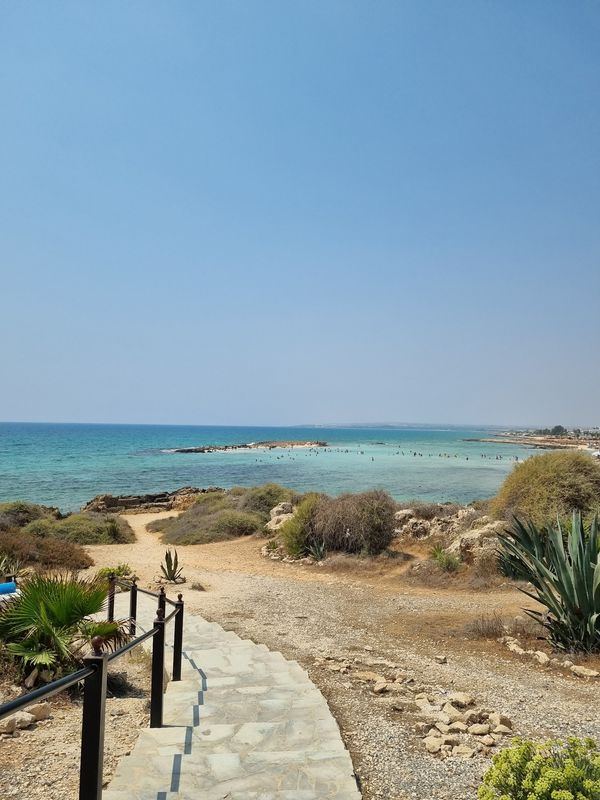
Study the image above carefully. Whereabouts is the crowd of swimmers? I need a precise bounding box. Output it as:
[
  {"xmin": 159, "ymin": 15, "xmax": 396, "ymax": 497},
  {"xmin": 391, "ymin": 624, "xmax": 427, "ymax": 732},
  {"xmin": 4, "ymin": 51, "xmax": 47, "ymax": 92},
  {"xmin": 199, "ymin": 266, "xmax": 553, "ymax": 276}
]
[{"xmin": 249, "ymin": 445, "xmax": 520, "ymax": 464}]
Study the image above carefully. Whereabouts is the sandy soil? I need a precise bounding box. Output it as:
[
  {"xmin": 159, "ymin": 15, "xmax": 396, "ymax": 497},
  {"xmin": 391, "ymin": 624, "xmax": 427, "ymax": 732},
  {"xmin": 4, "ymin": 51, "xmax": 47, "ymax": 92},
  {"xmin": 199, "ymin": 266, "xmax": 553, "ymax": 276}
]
[{"xmin": 79, "ymin": 513, "xmax": 600, "ymax": 800}]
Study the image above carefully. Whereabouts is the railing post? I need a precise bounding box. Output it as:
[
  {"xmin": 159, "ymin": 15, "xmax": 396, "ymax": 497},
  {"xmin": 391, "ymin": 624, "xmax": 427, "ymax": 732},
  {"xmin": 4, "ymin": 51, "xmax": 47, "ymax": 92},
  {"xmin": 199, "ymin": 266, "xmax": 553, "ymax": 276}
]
[
  {"xmin": 150, "ymin": 607, "xmax": 166, "ymax": 728},
  {"xmin": 172, "ymin": 593, "xmax": 184, "ymax": 682},
  {"xmin": 107, "ymin": 573, "xmax": 116, "ymax": 622},
  {"xmin": 129, "ymin": 577, "xmax": 138, "ymax": 637},
  {"xmin": 158, "ymin": 585, "xmax": 166, "ymax": 615},
  {"xmin": 79, "ymin": 637, "xmax": 108, "ymax": 800}
]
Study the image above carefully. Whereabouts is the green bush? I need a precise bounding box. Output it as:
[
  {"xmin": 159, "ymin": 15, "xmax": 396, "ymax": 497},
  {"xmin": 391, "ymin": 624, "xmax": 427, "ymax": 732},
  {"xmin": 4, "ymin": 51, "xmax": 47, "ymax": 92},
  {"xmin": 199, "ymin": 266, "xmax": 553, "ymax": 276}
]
[
  {"xmin": 0, "ymin": 530, "xmax": 93, "ymax": 570},
  {"xmin": 24, "ymin": 513, "xmax": 134, "ymax": 545},
  {"xmin": 280, "ymin": 491, "xmax": 395, "ymax": 558},
  {"xmin": 479, "ymin": 737, "xmax": 600, "ymax": 799},
  {"xmin": 491, "ymin": 451, "xmax": 600, "ymax": 526},
  {"xmin": 212, "ymin": 511, "xmax": 264, "ymax": 537},
  {"xmin": 431, "ymin": 544, "xmax": 461, "ymax": 573},
  {"xmin": 151, "ymin": 485, "xmax": 294, "ymax": 545},
  {"xmin": 280, "ymin": 495, "xmax": 321, "ymax": 557},
  {"xmin": 0, "ymin": 501, "xmax": 58, "ymax": 532},
  {"xmin": 238, "ymin": 483, "xmax": 294, "ymax": 516},
  {"xmin": 498, "ymin": 512, "xmax": 600, "ymax": 652},
  {"xmin": 0, "ymin": 573, "xmax": 127, "ymax": 676},
  {"xmin": 96, "ymin": 564, "xmax": 132, "ymax": 580}
]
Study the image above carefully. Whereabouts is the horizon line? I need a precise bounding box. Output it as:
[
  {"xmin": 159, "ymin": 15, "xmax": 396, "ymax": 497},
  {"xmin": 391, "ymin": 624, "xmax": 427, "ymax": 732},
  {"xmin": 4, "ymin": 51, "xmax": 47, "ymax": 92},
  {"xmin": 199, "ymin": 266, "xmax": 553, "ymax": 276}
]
[{"xmin": 1, "ymin": 419, "xmax": 594, "ymax": 430}]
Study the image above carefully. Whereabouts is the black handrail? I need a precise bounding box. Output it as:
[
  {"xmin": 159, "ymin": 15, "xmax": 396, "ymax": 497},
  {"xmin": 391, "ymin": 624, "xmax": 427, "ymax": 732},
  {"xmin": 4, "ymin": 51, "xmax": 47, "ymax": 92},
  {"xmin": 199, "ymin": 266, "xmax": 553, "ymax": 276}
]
[
  {"xmin": 0, "ymin": 666, "xmax": 95, "ymax": 722},
  {"xmin": 106, "ymin": 626, "xmax": 156, "ymax": 662},
  {"xmin": 0, "ymin": 578, "xmax": 185, "ymax": 800}
]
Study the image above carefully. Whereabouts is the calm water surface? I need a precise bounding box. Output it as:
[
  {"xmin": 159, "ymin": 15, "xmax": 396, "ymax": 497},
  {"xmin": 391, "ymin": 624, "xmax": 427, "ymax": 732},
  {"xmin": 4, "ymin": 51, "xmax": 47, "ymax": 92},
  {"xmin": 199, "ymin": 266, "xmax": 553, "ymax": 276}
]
[{"xmin": 0, "ymin": 423, "xmax": 535, "ymax": 511}]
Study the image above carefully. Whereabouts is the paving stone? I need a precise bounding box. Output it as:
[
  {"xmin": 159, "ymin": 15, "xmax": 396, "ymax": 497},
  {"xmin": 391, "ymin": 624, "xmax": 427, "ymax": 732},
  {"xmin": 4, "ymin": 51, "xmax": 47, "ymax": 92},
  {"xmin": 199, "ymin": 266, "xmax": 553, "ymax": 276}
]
[{"xmin": 106, "ymin": 595, "xmax": 361, "ymax": 799}]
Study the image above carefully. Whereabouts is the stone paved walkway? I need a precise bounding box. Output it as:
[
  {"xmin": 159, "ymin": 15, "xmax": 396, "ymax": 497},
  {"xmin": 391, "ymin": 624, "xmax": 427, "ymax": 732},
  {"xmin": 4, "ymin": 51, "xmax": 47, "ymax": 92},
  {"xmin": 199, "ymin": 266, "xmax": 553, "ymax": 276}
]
[{"xmin": 103, "ymin": 593, "xmax": 361, "ymax": 800}]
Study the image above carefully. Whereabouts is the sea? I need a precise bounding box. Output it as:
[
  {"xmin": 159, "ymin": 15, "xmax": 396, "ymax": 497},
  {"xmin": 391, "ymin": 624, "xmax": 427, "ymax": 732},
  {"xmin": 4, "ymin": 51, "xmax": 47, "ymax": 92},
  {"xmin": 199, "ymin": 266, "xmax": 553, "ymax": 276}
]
[
  {"xmin": 0, "ymin": 422, "xmax": 535, "ymax": 511},
  {"xmin": 0, "ymin": 422, "xmax": 536, "ymax": 512}
]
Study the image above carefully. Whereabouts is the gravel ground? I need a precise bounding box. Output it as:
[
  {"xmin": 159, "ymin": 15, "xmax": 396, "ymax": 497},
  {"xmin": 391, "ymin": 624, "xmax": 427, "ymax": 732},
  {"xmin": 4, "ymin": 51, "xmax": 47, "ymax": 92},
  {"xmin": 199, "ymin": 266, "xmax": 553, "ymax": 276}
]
[
  {"xmin": 3, "ymin": 512, "xmax": 599, "ymax": 800},
  {"xmin": 0, "ymin": 650, "xmax": 150, "ymax": 800}
]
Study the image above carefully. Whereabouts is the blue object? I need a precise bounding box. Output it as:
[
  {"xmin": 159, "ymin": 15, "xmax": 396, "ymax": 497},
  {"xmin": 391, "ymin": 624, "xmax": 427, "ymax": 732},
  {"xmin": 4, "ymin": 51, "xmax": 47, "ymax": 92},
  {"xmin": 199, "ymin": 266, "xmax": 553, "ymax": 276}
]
[{"xmin": 0, "ymin": 581, "xmax": 17, "ymax": 595}]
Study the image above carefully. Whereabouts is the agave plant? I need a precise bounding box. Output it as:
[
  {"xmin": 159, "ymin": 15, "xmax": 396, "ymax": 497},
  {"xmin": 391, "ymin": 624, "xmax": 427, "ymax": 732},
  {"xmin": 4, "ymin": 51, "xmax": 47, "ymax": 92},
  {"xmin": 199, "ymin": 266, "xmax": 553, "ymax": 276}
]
[
  {"xmin": 498, "ymin": 513, "xmax": 600, "ymax": 652},
  {"xmin": 0, "ymin": 573, "xmax": 128, "ymax": 674},
  {"xmin": 160, "ymin": 548, "xmax": 184, "ymax": 582},
  {"xmin": 0, "ymin": 553, "xmax": 24, "ymax": 580}
]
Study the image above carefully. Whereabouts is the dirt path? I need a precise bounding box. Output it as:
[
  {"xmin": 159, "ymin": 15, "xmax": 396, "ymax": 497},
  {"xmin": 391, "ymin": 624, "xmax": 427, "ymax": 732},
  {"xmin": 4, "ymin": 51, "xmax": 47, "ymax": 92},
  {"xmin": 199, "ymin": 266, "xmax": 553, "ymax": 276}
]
[{"xmin": 86, "ymin": 514, "xmax": 600, "ymax": 800}]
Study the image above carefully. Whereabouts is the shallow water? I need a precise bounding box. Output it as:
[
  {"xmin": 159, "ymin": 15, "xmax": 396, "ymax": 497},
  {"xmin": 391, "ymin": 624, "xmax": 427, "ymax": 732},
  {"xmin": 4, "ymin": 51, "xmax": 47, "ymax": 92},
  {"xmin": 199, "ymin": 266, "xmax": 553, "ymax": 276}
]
[{"xmin": 0, "ymin": 422, "xmax": 535, "ymax": 511}]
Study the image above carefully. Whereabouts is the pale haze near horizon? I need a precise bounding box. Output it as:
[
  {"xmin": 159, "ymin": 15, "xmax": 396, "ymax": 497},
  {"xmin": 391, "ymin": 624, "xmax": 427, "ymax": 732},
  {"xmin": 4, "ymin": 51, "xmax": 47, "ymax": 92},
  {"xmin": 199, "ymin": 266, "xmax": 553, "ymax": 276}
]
[{"xmin": 1, "ymin": 2, "xmax": 599, "ymax": 429}]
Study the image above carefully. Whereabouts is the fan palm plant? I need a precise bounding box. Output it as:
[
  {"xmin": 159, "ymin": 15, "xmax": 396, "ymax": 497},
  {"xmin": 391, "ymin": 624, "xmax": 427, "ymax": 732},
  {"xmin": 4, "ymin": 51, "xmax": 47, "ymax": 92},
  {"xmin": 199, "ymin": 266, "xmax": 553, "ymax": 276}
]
[
  {"xmin": 0, "ymin": 573, "xmax": 128, "ymax": 673},
  {"xmin": 498, "ymin": 512, "xmax": 600, "ymax": 652}
]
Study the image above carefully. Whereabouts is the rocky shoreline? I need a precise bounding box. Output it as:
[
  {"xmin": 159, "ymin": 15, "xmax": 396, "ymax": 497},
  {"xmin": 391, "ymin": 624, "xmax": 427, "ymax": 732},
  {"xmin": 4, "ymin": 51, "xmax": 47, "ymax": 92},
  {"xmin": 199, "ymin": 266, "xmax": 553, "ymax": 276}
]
[
  {"xmin": 463, "ymin": 435, "xmax": 587, "ymax": 450},
  {"xmin": 169, "ymin": 440, "xmax": 327, "ymax": 454},
  {"xmin": 81, "ymin": 486, "xmax": 217, "ymax": 514}
]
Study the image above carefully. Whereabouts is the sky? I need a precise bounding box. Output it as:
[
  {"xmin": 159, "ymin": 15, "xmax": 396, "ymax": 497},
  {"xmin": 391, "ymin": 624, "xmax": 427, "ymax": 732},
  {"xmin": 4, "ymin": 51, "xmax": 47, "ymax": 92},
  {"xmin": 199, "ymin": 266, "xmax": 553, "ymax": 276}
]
[{"xmin": 1, "ymin": 1, "xmax": 599, "ymax": 428}]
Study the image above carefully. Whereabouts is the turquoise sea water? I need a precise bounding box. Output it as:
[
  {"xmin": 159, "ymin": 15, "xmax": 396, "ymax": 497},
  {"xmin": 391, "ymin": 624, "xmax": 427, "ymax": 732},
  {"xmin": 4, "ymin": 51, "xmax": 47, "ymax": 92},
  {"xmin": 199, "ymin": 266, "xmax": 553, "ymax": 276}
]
[{"xmin": 0, "ymin": 423, "xmax": 536, "ymax": 512}]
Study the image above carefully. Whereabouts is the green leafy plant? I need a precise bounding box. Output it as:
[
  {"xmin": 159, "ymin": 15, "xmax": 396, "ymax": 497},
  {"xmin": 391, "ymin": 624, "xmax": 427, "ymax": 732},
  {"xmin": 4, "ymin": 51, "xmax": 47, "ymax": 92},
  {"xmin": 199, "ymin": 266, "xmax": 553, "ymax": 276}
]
[
  {"xmin": 479, "ymin": 736, "xmax": 600, "ymax": 799},
  {"xmin": 280, "ymin": 495, "xmax": 321, "ymax": 557},
  {"xmin": 431, "ymin": 544, "xmax": 461, "ymax": 573},
  {"xmin": 0, "ymin": 574, "xmax": 127, "ymax": 675},
  {"xmin": 96, "ymin": 564, "xmax": 132, "ymax": 580},
  {"xmin": 160, "ymin": 549, "xmax": 184, "ymax": 582},
  {"xmin": 498, "ymin": 512, "xmax": 600, "ymax": 652},
  {"xmin": 0, "ymin": 553, "xmax": 24, "ymax": 579},
  {"xmin": 307, "ymin": 539, "xmax": 326, "ymax": 561}
]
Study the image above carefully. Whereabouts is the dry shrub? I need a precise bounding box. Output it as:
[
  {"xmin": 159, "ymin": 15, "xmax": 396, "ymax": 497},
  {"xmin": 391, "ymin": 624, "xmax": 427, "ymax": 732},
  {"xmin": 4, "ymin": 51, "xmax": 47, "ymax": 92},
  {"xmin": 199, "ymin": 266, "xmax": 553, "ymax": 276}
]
[
  {"xmin": 313, "ymin": 490, "xmax": 396, "ymax": 556},
  {"xmin": 280, "ymin": 490, "xmax": 396, "ymax": 558},
  {"xmin": 463, "ymin": 612, "xmax": 506, "ymax": 639},
  {"xmin": 152, "ymin": 484, "xmax": 296, "ymax": 545},
  {"xmin": 0, "ymin": 501, "xmax": 59, "ymax": 532},
  {"xmin": 23, "ymin": 513, "xmax": 134, "ymax": 545},
  {"xmin": 399, "ymin": 501, "xmax": 464, "ymax": 521},
  {"xmin": 238, "ymin": 483, "xmax": 295, "ymax": 515},
  {"xmin": 212, "ymin": 511, "xmax": 263, "ymax": 537},
  {"xmin": 0, "ymin": 530, "xmax": 93, "ymax": 570}
]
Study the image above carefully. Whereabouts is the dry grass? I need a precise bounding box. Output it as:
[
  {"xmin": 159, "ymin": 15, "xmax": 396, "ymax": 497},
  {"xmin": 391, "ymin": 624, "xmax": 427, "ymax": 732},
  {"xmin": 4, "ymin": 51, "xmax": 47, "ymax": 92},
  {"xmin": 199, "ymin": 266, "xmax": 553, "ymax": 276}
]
[{"xmin": 463, "ymin": 612, "xmax": 506, "ymax": 639}]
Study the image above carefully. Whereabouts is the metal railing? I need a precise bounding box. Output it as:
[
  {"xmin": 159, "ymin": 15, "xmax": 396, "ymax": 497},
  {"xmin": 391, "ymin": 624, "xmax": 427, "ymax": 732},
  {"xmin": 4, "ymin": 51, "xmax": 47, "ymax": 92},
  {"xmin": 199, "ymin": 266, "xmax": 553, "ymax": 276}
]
[{"xmin": 0, "ymin": 574, "xmax": 184, "ymax": 800}]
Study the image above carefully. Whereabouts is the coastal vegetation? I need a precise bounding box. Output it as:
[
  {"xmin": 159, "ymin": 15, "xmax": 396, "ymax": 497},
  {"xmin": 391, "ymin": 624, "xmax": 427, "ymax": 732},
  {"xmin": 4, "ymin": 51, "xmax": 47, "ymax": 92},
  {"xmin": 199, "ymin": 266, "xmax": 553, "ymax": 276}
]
[
  {"xmin": 490, "ymin": 451, "xmax": 600, "ymax": 526},
  {"xmin": 0, "ymin": 573, "xmax": 126, "ymax": 676},
  {"xmin": 0, "ymin": 501, "xmax": 59, "ymax": 532},
  {"xmin": 160, "ymin": 548, "xmax": 184, "ymax": 582},
  {"xmin": 0, "ymin": 530, "xmax": 93, "ymax": 570},
  {"xmin": 96, "ymin": 563, "xmax": 132, "ymax": 580},
  {"xmin": 479, "ymin": 737, "xmax": 600, "ymax": 799},
  {"xmin": 430, "ymin": 543, "xmax": 461, "ymax": 573},
  {"xmin": 23, "ymin": 513, "xmax": 134, "ymax": 545},
  {"xmin": 498, "ymin": 513, "xmax": 600, "ymax": 653},
  {"xmin": 148, "ymin": 484, "xmax": 294, "ymax": 544},
  {"xmin": 0, "ymin": 503, "xmax": 133, "ymax": 572},
  {"xmin": 279, "ymin": 490, "xmax": 396, "ymax": 558}
]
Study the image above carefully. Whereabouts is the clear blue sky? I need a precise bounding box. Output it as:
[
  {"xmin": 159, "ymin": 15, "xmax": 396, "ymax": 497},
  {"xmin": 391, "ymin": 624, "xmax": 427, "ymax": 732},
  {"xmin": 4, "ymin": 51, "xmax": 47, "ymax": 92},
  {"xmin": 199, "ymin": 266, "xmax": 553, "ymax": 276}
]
[{"xmin": 1, "ymin": 2, "xmax": 599, "ymax": 427}]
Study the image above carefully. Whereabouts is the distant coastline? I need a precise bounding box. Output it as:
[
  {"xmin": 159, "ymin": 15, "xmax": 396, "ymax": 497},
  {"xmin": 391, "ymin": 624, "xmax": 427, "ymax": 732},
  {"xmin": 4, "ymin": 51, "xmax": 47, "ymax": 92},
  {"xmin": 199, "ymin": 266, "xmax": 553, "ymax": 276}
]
[{"xmin": 463, "ymin": 434, "xmax": 597, "ymax": 451}]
